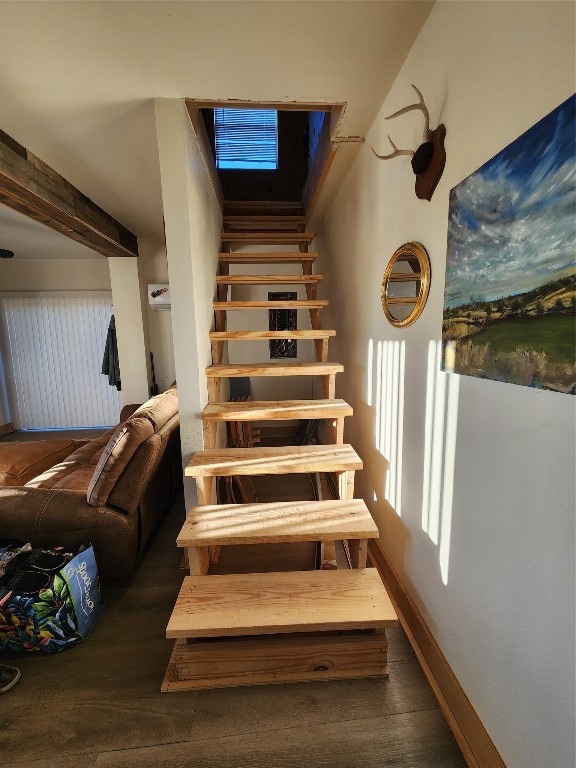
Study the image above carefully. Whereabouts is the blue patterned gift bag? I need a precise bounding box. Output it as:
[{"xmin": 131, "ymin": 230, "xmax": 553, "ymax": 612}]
[{"xmin": 0, "ymin": 544, "xmax": 102, "ymax": 653}]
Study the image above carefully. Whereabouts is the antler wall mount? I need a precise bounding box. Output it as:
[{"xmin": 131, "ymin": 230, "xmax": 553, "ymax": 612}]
[{"xmin": 372, "ymin": 84, "xmax": 446, "ymax": 201}]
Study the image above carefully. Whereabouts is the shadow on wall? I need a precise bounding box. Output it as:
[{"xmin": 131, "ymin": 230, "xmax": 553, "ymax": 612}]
[{"xmin": 356, "ymin": 337, "xmax": 460, "ymax": 587}]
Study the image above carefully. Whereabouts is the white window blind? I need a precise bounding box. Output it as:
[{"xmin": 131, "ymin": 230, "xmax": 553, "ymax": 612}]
[
  {"xmin": 0, "ymin": 297, "xmax": 120, "ymax": 429},
  {"xmin": 214, "ymin": 108, "xmax": 278, "ymax": 170}
]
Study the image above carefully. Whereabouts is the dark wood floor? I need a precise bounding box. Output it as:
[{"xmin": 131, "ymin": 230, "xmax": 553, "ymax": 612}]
[{"xmin": 1, "ymin": 490, "xmax": 466, "ymax": 768}]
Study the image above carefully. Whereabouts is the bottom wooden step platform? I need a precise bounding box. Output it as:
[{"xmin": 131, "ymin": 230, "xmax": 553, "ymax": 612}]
[
  {"xmin": 162, "ymin": 629, "xmax": 388, "ymax": 691},
  {"xmin": 163, "ymin": 568, "xmax": 397, "ymax": 691}
]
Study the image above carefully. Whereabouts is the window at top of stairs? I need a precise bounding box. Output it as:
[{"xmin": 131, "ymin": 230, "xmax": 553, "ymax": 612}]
[{"xmin": 214, "ymin": 108, "xmax": 278, "ymax": 170}]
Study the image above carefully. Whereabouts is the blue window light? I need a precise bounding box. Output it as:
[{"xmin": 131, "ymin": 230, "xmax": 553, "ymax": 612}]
[{"xmin": 214, "ymin": 108, "xmax": 278, "ymax": 170}]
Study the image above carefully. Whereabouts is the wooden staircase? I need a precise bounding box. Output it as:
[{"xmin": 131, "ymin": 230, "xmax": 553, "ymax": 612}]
[{"xmin": 162, "ymin": 203, "xmax": 397, "ymax": 691}]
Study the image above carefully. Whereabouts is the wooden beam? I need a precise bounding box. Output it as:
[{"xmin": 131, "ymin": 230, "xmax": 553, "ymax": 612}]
[
  {"xmin": 0, "ymin": 129, "xmax": 138, "ymax": 258},
  {"xmin": 188, "ymin": 99, "xmax": 345, "ymax": 113}
]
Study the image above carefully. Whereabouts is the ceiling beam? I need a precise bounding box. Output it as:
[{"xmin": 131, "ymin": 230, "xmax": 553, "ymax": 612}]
[{"xmin": 0, "ymin": 129, "xmax": 138, "ymax": 258}]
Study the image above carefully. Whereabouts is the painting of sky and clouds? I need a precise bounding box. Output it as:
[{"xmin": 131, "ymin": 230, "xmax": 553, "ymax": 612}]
[{"xmin": 442, "ymin": 94, "xmax": 576, "ymax": 394}]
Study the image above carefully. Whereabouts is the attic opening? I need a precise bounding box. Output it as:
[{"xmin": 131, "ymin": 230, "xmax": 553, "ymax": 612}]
[{"xmin": 187, "ymin": 100, "xmax": 344, "ymax": 217}]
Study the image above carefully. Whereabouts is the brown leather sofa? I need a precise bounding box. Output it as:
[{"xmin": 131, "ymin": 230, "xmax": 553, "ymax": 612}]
[{"xmin": 0, "ymin": 386, "xmax": 183, "ymax": 580}]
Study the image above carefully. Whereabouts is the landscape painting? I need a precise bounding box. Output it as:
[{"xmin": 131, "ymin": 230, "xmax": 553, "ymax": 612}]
[{"xmin": 442, "ymin": 94, "xmax": 576, "ymax": 394}]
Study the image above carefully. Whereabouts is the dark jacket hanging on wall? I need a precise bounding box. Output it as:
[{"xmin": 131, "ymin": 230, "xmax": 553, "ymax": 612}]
[{"xmin": 102, "ymin": 314, "xmax": 121, "ymax": 391}]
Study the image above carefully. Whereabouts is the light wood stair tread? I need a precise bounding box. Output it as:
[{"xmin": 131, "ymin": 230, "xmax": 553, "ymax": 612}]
[
  {"xmin": 210, "ymin": 330, "xmax": 335, "ymax": 341},
  {"xmin": 223, "ymin": 215, "xmax": 306, "ymax": 230},
  {"xmin": 185, "ymin": 443, "xmax": 362, "ymax": 477},
  {"xmin": 220, "ymin": 232, "xmax": 315, "ymax": 245},
  {"xmin": 223, "ymin": 201, "xmax": 304, "ymax": 216},
  {"xmin": 219, "ymin": 252, "xmax": 317, "ymax": 264},
  {"xmin": 223, "ymin": 215, "xmax": 306, "ymax": 223},
  {"xmin": 214, "ymin": 299, "xmax": 328, "ymax": 310},
  {"xmin": 166, "ymin": 569, "xmax": 396, "ymax": 639},
  {"xmin": 216, "ymin": 274, "xmax": 323, "ymax": 284},
  {"xmin": 206, "ymin": 362, "xmax": 343, "ymax": 378},
  {"xmin": 201, "ymin": 399, "xmax": 352, "ymax": 421},
  {"xmin": 178, "ymin": 499, "xmax": 378, "ymax": 547}
]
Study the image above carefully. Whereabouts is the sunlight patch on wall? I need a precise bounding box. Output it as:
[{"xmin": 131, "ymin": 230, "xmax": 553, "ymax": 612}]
[
  {"xmin": 439, "ymin": 371, "xmax": 460, "ymax": 585},
  {"xmin": 366, "ymin": 338, "xmax": 374, "ymax": 407},
  {"xmin": 422, "ymin": 340, "xmax": 460, "ymax": 585},
  {"xmin": 369, "ymin": 338, "xmax": 405, "ymax": 515}
]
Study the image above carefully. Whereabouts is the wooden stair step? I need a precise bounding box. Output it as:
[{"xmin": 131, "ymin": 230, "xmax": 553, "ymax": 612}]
[
  {"xmin": 223, "ymin": 215, "xmax": 306, "ymax": 224},
  {"xmin": 216, "ymin": 274, "xmax": 323, "ymax": 285},
  {"xmin": 221, "ymin": 232, "xmax": 315, "ymax": 246},
  {"xmin": 210, "ymin": 330, "xmax": 335, "ymax": 342},
  {"xmin": 219, "ymin": 252, "xmax": 317, "ymax": 265},
  {"xmin": 223, "ymin": 215, "xmax": 306, "ymax": 231},
  {"xmin": 201, "ymin": 398, "xmax": 351, "ymax": 421},
  {"xmin": 166, "ymin": 568, "xmax": 396, "ymax": 639},
  {"xmin": 223, "ymin": 201, "xmax": 304, "ymax": 217},
  {"xmin": 206, "ymin": 362, "xmax": 343, "ymax": 378},
  {"xmin": 178, "ymin": 499, "xmax": 378, "ymax": 547},
  {"xmin": 213, "ymin": 299, "xmax": 327, "ymax": 310},
  {"xmin": 185, "ymin": 443, "xmax": 362, "ymax": 477}
]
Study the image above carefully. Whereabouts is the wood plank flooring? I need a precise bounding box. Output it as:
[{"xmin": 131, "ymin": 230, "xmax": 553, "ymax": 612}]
[{"xmin": 0, "ymin": 495, "xmax": 466, "ymax": 768}]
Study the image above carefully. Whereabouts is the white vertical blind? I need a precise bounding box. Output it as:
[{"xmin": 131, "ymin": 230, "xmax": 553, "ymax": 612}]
[
  {"xmin": 214, "ymin": 108, "xmax": 278, "ymax": 170},
  {"xmin": 0, "ymin": 297, "xmax": 121, "ymax": 429}
]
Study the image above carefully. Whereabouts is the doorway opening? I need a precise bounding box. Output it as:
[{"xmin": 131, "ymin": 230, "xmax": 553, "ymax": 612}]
[{"xmin": 186, "ymin": 99, "xmax": 345, "ymax": 218}]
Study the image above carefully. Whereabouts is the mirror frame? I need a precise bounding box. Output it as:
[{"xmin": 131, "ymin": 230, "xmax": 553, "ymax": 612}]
[{"xmin": 381, "ymin": 241, "xmax": 431, "ymax": 328}]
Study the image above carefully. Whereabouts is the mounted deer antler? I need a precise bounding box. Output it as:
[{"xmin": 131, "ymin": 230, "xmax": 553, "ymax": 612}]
[{"xmin": 372, "ymin": 84, "xmax": 446, "ymax": 201}]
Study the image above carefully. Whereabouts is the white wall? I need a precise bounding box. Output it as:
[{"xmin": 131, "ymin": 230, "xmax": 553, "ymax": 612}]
[
  {"xmin": 0, "ymin": 257, "xmax": 111, "ymax": 291},
  {"xmin": 318, "ymin": 4, "xmax": 575, "ymax": 768},
  {"xmin": 108, "ymin": 257, "xmax": 151, "ymax": 406},
  {"xmin": 139, "ymin": 239, "xmax": 176, "ymax": 392},
  {"xmin": 155, "ymin": 99, "xmax": 222, "ymax": 506}
]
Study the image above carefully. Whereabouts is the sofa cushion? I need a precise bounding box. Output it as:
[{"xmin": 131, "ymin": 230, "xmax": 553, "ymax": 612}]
[
  {"xmin": 87, "ymin": 416, "xmax": 154, "ymax": 506},
  {"xmin": 0, "ymin": 440, "xmax": 77, "ymax": 487},
  {"xmin": 86, "ymin": 390, "xmax": 179, "ymax": 507},
  {"xmin": 26, "ymin": 390, "xmax": 179, "ymax": 507},
  {"xmin": 25, "ymin": 433, "xmax": 111, "ymax": 490},
  {"xmin": 129, "ymin": 389, "xmax": 178, "ymax": 431},
  {"xmin": 107, "ymin": 413, "xmax": 179, "ymax": 515}
]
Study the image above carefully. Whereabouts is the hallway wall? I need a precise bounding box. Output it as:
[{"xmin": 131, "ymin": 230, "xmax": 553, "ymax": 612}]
[
  {"xmin": 155, "ymin": 98, "xmax": 223, "ymax": 506},
  {"xmin": 317, "ymin": 3, "xmax": 575, "ymax": 767},
  {"xmin": 0, "ymin": 257, "xmax": 111, "ymax": 292}
]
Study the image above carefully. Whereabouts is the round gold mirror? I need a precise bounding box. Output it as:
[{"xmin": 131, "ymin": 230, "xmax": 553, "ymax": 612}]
[{"xmin": 381, "ymin": 242, "xmax": 431, "ymax": 328}]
